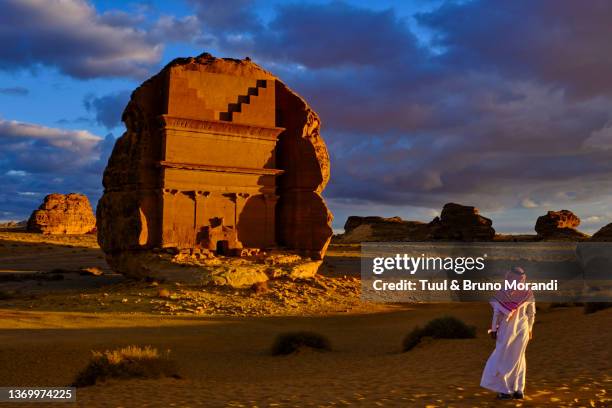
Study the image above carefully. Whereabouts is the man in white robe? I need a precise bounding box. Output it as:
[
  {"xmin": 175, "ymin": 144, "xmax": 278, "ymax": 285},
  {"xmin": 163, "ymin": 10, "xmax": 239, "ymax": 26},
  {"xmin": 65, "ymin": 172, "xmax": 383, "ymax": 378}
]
[{"xmin": 481, "ymin": 267, "xmax": 535, "ymax": 400}]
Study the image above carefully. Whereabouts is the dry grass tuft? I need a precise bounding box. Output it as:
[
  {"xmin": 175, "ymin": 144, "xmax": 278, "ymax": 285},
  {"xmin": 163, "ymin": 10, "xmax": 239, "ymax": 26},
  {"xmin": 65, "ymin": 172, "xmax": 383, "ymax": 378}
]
[
  {"xmin": 402, "ymin": 316, "xmax": 476, "ymax": 352},
  {"xmin": 584, "ymin": 302, "xmax": 612, "ymax": 314},
  {"xmin": 73, "ymin": 345, "xmax": 180, "ymax": 387},
  {"xmin": 271, "ymin": 331, "xmax": 332, "ymax": 355}
]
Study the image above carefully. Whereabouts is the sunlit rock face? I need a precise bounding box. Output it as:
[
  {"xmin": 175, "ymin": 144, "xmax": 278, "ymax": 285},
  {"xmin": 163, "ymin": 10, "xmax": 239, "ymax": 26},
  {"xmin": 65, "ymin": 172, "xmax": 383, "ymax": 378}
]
[
  {"xmin": 27, "ymin": 193, "xmax": 96, "ymax": 235},
  {"xmin": 535, "ymin": 210, "xmax": 589, "ymax": 240},
  {"xmin": 96, "ymin": 53, "xmax": 332, "ymax": 281}
]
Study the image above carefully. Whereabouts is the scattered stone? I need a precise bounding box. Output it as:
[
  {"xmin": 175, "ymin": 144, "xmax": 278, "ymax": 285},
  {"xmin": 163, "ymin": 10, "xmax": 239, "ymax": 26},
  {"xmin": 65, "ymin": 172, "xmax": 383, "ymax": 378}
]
[
  {"xmin": 157, "ymin": 288, "xmax": 171, "ymax": 298},
  {"xmin": 251, "ymin": 281, "xmax": 269, "ymax": 295},
  {"xmin": 79, "ymin": 267, "xmax": 103, "ymax": 276},
  {"xmin": 27, "ymin": 193, "xmax": 96, "ymax": 235},
  {"xmin": 535, "ymin": 210, "xmax": 589, "ymax": 240}
]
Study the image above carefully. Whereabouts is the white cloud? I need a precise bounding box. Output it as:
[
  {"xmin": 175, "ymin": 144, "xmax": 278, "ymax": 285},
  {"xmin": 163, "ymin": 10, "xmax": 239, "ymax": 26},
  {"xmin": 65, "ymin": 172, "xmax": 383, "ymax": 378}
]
[
  {"xmin": 584, "ymin": 123, "xmax": 612, "ymax": 150},
  {"xmin": 6, "ymin": 170, "xmax": 28, "ymax": 177},
  {"xmin": 0, "ymin": 119, "xmax": 101, "ymax": 153},
  {"xmin": 520, "ymin": 198, "xmax": 539, "ymax": 208}
]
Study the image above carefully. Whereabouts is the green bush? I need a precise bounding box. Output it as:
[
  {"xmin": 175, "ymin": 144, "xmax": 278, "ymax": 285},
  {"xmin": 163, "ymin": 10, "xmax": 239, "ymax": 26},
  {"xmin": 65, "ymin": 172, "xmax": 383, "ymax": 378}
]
[
  {"xmin": 402, "ymin": 316, "xmax": 476, "ymax": 352},
  {"xmin": 73, "ymin": 346, "xmax": 180, "ymax": 387},
  {"xmin": 271, "ymin": 331, "xmax": 331, "ymax": 355},
  {"xmin": 584, "ymin": 302, "xmax": 612, "ymax": 314}
]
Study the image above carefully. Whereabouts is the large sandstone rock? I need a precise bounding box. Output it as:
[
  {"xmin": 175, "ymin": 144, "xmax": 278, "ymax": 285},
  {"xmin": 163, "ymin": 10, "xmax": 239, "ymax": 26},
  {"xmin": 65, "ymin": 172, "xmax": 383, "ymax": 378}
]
[
  {"xmin": 535, "ymin": 210, "xmax": 589, "ymax": 240},
  {"xmin": 27, "ymin": 193, "xmax": 96, "ymax": 234},
  {"xmin": 428, "ymin": 203, "xmax": 495, "ymax": 241},
  {"xmin": 590, "ymin": 223, "xmax": 612, "ymax": 241},
  {"xmin": 336, "ymin": 216, "xmax": 429, "ymax": 242},
  {"xmin": 97, "ymin": 53, "xmax": 332, "ymax": 280}
]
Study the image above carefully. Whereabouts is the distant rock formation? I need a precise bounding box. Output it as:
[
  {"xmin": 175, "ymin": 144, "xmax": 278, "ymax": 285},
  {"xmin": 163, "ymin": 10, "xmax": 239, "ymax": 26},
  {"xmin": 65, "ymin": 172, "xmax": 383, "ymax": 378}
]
[
  {"xmin": 428, "ymin": 203, "xmax": 495, "ymax": 241},
  {"xmin": 96, "ymin": 53, "xmax": 332, "ymax": 283},
  {"xmin": 336, "ymin": 216, "xmax": 430, "ymax": 243},
  {"xmin": 27, "ymin": 193, "xmax": 96, "ymax": 234},
  {"xmin": 535, "ymin": 210, "xmax": 589, "ymax": 240},
  {"xmin": 335, "ymin": 203, "xmax": 495, "ymax": 243},
  {"xmin": 0, "ymin": 220, "xmax": 27, "ymax": 230},
  {"xmin": 591, "ymin": 223, "xmax": 612, "ymax": 241}
]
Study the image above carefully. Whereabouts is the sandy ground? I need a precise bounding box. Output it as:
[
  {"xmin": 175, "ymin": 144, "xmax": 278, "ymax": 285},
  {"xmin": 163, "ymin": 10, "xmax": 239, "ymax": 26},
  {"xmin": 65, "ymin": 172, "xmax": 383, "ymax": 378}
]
[{"xmin": 0, "ymin": 232, "xmax": 610, "ymax": 407}]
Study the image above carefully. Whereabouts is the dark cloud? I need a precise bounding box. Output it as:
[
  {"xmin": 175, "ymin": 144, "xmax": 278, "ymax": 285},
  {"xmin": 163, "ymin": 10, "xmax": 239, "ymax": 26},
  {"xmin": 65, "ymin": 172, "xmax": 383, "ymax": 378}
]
[
  {"xmin": 189, "ymin": 0, "xmax": 262, "ymax": 33},
  {"xmin": 0, "ymin": 0, "xmax": 162, "ymax": 79},
  {"xmin": 3, "ymin": 0, "xmax": 612, "ymax": 231},
  {"xmin": 84, "ymin": 91, "xmax": 131, "ymax": 129},
  {"xmin": 0, "ymin": 118, "xmax": 114, "ymax": 220},
  {"xmin": 254, "ymin": 2, "xmax": 423, "ymax": 68},
  {"xmin": 194, "ymin": 0, "xmax": 612, "ymax": 229},
  {"xmin": 0, "ymin": 87, "xmax": 29, "ymax": 96},
  {"xmin": 150, "ymin": 15, "xmax": 202, "ymax": 42},
  {"xmin": 416, "ymin": 0, "xmax": 612, "ymax": 98}
]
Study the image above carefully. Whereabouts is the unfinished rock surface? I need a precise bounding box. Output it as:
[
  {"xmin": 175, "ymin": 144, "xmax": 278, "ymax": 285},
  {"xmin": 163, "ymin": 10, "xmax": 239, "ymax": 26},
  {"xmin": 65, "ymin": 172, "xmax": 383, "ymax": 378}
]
[
  {"xmin": 336, "ymin": 216, "xmax": 430, "ymax": 243},
  {"xmin": 535, "ymin": 210, "xmax": 588, "ymax": 240},
  {"xmin": 97, "ymin": 53, "xmax": 333, "ymax": 281},
  {"xmin": 428, "ymin": 203, "xmax": 495, "ymax": 241},
  {"xmin": 27, "ymin": 193, "xmax": 96, "ymax": 235}
]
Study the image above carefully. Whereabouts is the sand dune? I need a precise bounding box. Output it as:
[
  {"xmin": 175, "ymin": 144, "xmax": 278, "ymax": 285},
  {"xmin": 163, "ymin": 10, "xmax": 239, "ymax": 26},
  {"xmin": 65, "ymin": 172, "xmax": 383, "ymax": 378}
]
[
  {"xmin": 0, "ymin": 233, "xmax": 609, "ymax": 407},
  {"xmin": 0, "ymin": 304, "xmax": 609, "ymax": 407}
]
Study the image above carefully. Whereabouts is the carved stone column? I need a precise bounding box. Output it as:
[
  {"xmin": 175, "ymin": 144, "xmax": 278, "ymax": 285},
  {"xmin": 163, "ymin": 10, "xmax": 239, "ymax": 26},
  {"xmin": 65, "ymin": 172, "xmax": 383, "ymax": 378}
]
[
  {"xmin": 263, "ymin": 194, "xmax": 279, "ymax": 247},
  {"xmin": 194, "ymin": 191, "xmax": 210, "ymax": 238},
  {"xmin": 161, "ymin": 188, "xmax": 178, "ymax": 247}
]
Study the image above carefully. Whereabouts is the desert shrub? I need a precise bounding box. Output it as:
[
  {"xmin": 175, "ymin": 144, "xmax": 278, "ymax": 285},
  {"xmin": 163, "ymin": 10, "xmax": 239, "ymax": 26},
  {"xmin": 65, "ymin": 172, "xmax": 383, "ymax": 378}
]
[
  {"xmin": 584, "ymin": 302, "xmax": 612, "ymax": 314},
  {"xmin": 402, "ymin": 316, "xmax": 476, "ymax": 352},
  {"xmin": 0, "ymin": 290, "xmax": 16, "ymax": 300},
  {"xmin": 550, "ymin": 302, "xmax": 584, "ymax": 308},
  {"xmin": 271, "ymin": 331, "xmax": 331, "ymax": 355},
  {"xmin": 73, "ymin": 346, "xmax": 180, "ymax": 387}
]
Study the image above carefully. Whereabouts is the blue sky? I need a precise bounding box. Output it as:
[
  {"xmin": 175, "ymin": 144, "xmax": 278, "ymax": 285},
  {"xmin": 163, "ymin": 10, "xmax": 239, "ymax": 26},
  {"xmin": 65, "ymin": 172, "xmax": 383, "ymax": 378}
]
[{"xmin": 2, "ymin": 0, "xmax": 612, "ymax": 234}]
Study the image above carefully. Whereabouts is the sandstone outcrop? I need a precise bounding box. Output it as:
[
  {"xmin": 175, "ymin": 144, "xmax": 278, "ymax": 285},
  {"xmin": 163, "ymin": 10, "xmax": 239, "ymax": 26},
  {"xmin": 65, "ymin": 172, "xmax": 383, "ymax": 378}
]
[
  {"xmin": 336, "ymin": 203, "xmax": 495, "ymax": 243},
  {"xmin": 428, "ymin": 203, "xmax": 495, "ymax": 241},
  {"xmin": 590, "ymin": 223, "xmax": 612, "ymax": 241},
  {"xmin": 27, "ymin": 193, "xmax": 96, "ymax": 235},
  {"xmin": 97, "ymin": 53, "xmax": 333, "ymax": 281},
  {"xmin": 535, "ymin": 210, "xmax": 588, "ymax": 240},
  {"xmin": 336, "ymin": 216, "xmax": 429, "ymax": 242}
]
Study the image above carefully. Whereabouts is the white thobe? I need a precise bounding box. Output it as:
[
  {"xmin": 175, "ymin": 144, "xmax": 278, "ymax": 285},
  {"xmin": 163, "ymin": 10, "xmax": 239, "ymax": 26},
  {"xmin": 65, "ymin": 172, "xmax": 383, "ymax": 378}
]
[{"xmin": 480, "ymin": 300, "xmax": 535, "ymax": 394}]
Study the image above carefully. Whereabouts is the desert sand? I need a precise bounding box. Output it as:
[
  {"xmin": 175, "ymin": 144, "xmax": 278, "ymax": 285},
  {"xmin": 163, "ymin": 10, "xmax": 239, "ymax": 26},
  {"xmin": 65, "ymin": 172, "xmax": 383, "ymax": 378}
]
[{"xmin": 0, "ymin": 232, "xmax": 610, "ymax": 407}]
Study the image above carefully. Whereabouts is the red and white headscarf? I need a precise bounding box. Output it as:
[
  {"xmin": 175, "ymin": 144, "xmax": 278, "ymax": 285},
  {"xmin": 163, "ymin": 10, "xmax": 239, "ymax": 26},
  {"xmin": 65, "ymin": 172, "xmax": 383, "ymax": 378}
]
[{"xmin": 492, "ymin": 266, "xmax": 534, "ymax": 315}]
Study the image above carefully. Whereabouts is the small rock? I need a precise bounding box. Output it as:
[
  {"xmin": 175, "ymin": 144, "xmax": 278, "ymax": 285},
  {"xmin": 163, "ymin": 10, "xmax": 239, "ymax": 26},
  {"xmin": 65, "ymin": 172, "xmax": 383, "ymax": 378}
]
[
  {"xmin": 251, "ymin": 281, "xmax": 270, "ymax": 295},
  {"xmin": 80, "ymin": 267, "xmax": 103, "ymax": 276},
  {"xmin": 158, "ymin": 288, "xmax": 171, "ymax": 298}
]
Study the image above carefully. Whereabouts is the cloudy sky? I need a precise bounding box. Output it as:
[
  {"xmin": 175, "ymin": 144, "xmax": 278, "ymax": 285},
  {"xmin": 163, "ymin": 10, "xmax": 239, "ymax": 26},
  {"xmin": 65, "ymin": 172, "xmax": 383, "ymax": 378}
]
[{"xmin": 2, "ymin": 0, "xmax": 612, "ymax": 234}]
